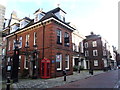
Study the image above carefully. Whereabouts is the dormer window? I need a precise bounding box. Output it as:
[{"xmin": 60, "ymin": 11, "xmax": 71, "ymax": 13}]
[
  {"xmin": 20, "ymin": 17, "xmax": 31, "ymax": 29},
  {"xmin": 10, "ymin": 23, "xmax": 19, "ymax": 33},
  {"xmin": 55, "ymin": 9, "xmax": 66, "ymax": 22},
  {"xmin": 34, "ymin": 9, "xmax": 45, "ymax": 22}
]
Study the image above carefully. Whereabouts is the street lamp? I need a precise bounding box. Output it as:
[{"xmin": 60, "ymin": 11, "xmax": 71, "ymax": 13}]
[
  {"xmin": 32, "ymin": 45, "xmax": 38, "ymax": 79},
  {"xmin": 11, "ymin": 39, "xmax": 20, "ymax": 83}
]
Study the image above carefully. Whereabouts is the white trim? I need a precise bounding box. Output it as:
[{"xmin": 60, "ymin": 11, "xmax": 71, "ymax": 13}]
[
  {"xmin": 65, "ymin": 55, "xmax": 69, "ymax": 70},
  {"xmin": 6, "ymin": 17, "xmax": 75, "ymax": 38},
  {"xmin": 94, "ymin": 60, "xmax": 98, "ymax": 66},
  {"xmin": 56, "ymin": 54, "xmax": 62, "ymax": 70},
  {"xmin": 93, "ymin": 50, "xmax": 98, "ymax": 56}
]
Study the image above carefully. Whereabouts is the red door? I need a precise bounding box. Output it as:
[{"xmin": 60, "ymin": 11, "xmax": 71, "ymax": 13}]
[{"xmin": 41, "ymin": 58, "xmax": 50, "ymax": 78}]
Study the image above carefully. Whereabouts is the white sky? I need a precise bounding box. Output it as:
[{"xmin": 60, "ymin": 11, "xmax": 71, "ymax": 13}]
[{"xmin": 0, "ymin": 0, "xmax": 119, "ymax": 49}]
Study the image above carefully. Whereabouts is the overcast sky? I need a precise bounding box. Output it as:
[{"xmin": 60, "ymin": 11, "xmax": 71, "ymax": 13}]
[{"xmin": 0, "ymin": 0, "xmax": 119, "ymax": 49}]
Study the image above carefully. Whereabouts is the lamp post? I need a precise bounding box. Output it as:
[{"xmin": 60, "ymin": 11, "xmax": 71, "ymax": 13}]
[
  {"xmin": 11, "ymin": 38, "xmax": 20, "ymax": 83},
  {"xmin": 32, "ymin": 45, "xmax": 38, "ymax": 79}
]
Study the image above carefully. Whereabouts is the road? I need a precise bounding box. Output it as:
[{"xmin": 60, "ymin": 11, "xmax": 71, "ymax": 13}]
[{"xmin": 55, "ymin": 70, "xmax": 119, "ymax": 88}]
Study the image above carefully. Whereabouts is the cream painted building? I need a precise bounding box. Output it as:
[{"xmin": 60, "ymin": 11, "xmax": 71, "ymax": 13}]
[{"xmin": 72, "ymin": 30, "xmax": 87, "ymax": 69}]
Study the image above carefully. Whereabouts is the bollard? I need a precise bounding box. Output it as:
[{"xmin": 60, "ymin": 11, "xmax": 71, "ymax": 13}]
[
  {"xmin": 6, "ymin": 77, "xmax": 10, "ymax": 90},
  {"xmin": 63, "ymin": 70, "xmax": 67, "ymax": 81}
]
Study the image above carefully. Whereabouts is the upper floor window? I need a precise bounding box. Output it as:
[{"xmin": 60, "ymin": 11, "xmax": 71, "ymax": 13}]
[
  {"xmin": 19, "ymin": 37, "xmax": 22, "ymax": 48},
  {"xmin": 8, "ymin": 41, "xmax": 11, "ymax": 51},
  {"xmin": 56, "ymin": 53, "xmax": 62, "ymax": 70},
  {"xmin": 25, "ymin": 34, "xmax": 30, "ymax": 47},
  {"xmin": 80, "ymin": 41, "xmax": 84, "ymax": 53},
  {"xmin": 65, "ymin": 54, "xmax": 69, "ymax": 70},
  {"xmin": 33, "ymin": 32, "xmax": 37, "ymax": 45},
  {"xmin": 64, "ymin": 32, "xmax": 69, "ymax": 46},
  {"xmin": 94, "ymin": 60, "xmax": 98, "ymax": 66},
  {"xmin": 85, "ymin": 50, "xmax": 89, "ymax": 57},
  {"xmin": 84, "ymin": 42, "xmax": 88, "ymax": 48},
  {"xmin": 92, "ymin": 41, "xmax": 97, "ymax": 47},
  {"xmin": 57, "ymin": 30, "xmax": 62, "ymax": 44},
  {"xmin": 13, "ymin": 40, "xmax": 15, "ymax": 50},
  {"xmin": 93, "ymin": 50, "xmax": 98, "ymax": 56},
  {"xmin": 103, "ymin": 50, "xmax": 106, "ymax": 56}
]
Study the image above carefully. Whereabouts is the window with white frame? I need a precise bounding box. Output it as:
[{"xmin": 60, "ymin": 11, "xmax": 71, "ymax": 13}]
[
  {"xmin": 103, "ymin": 50, "xmax": 106, "ymax": 56},
  {"xmin": 85, "ymin": 50, "xmax": 89, "ymax": 57},
  {"xmin": 56, "ymin": 54, "xmax": 62, "ymax": 70},
  {"xmin": 8, "ymin": 41, "xmax": 11, "ymax": 50},
  {"xmin": 94, "ymin": 60, "xmax": 98, "ymax": 66},
  {"xmin": 64, "ymin": 32, "xmax": 69, "ymax": 46},
  {"xmin": 84, "ymin": 42, "xmax": 88, "ymax": 48},
  {"xmin": 25, "ymin": 34, "xmax": 30, "ymax": 46},
  {"xmin": 24, "ymin": 56, "xmax": 28, "ymax": 69},
  {"xmin": 13, "ymin": 40, "xmax": 15, "ymax": 50},
  {"xmin": 33, "ymin": 32, "xmax": 37, "ymax": 45},
  {"xmin": 92, "ymin": 41, "xmax": 97, "ymax": 47},
  {"xmin": 93, "ymin": 50, "xmax": 98, "ymax": 56},
  {"xmin": 19, "ymin": 37, "xmax": 22, "ymax": 48},
  {"xmin": 57, "ymin": 30, "xmax": 62, "ymax": 44},
  {"xmin": 65, "ymin": 54, "xmax": 69, "ymax": 70}
]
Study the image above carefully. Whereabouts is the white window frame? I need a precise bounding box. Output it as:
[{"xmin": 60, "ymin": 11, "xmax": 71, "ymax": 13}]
[
  {"xmin": 85, "ymin": 50, "xmax": 89, "ymax": 57},
  {"xmin": 103, "ymin": 50, "xmax": 106, "ymax": 56},
  {"xmin": 84, "ymin": 42, "xmax": 88, "ymax": 48},
  {"xmin": 19, "ymin": 37, "xmax": 22, "ymax": 48},
  {"xmin": 93, "ymin": 50, "xmax": 98, "ymax": 56},
  {"xmin": 57, "ymin": 30, "xmax": 62, "ymax": 44},
  {"xmin": 8, "ymin": 41, "xmax": 11, "ymax": 50},
  {"xmin": 24, "ymin": 56, "xmax": 28, "ymax": 69},
  {"xmin": 25, "ymin": 34, "xmax": 30, "ymax": 46},
  {"xmin": 94, "ymin": 60, "xmax": 98, "ymax": 66},
  {"xmin": 65, "ymin": 55, "xmax": 69, "ymax": 70},
  {"xmin": 56, "ymin": 54, "xmax": 62, "ymax": 70},
  {"xmin": 92, "ymin": 41, "xmax": 97, "ymax": 47},
  {"xmin": 13, "ymin": 40, "xmax": 15, "ymax": 50},
  {"xmin": 33, "ymin": 32, "xmax": 37, "ymax": 45}
]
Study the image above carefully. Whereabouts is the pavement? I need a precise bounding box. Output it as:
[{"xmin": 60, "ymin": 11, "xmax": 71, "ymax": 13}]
[{"xmin": 11, "ymin": 70, "xmax": 106, "ymax": 89}]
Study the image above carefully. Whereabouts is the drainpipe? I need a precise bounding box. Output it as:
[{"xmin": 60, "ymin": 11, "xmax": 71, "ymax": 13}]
[{"xmin": 41, "ymin": 22, "xmax": 45, "ymax": 59}]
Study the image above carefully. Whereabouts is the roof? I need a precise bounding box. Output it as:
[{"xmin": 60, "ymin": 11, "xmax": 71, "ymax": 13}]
[
  {"xmin": 46, "ymin": 7, "xmax": 66, "ymax": 14},
  {"xmin": 19, "ymin": 17, "xmax": 32, "ymax": 21},
  {"xmin": 34, "ymin": 8, "xmax": 46, "ymax": 14},
  {"xmin": 85, "ymin": 34, "xmax": 101, "ymax": 40}
]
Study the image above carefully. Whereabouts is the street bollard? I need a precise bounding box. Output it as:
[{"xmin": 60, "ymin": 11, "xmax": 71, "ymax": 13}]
[
  {"xmin": 6, "ymin": 77, "xmax": 10, "ymax": 90},
  {"xmin": 89, "ymin": 69, "xmax": 93, "ymax": 75},
  {"xmin": 63, "ymin": 70, "xmax": 67, "ymax": 81}
]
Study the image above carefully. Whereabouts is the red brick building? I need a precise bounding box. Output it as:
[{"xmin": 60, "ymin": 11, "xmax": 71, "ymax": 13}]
[
  {"xmin": 83, "ymin": 32, "xmax": 111, "ymax": 70},
  {"xmin": 5, "ymin": 7, "xmax": 75, "ymax": 78}
]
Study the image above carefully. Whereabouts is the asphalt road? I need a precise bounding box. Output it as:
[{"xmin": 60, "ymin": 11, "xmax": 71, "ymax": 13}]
[{"xmin": 55, "ymin": 70, "xmax": 119, "ymax": 88}]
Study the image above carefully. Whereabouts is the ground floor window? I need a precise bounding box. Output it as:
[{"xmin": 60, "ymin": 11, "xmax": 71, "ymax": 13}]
[
  {"xmin": 56, "ymin": 54, "xmax": 62, "ymax": 70},
  {"xmin": 24, "ymin": 56, "xmax": 28, "ymax": 69},
  {"xmin": 94, "ymin": 60, "xmax": 98, "ymax": 66},
  {"xmin": 65, "ymin": 54, "xmax": 69, "ymax": 70}
]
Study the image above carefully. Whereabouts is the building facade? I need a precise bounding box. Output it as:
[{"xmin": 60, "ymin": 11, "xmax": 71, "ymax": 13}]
[
  {"xmin": 72, "ymin": 30, "xmax": 86, "ymax": 69},
  {"xmin": 0, "ymin": 4, "xmax": 6, "ymax": 31},
  {"xmin": 4, "ymin": 7, "xmax": 75, "ymax": 78},
  {"xmin": 83, "ymin": 32, "xmax": 111, "ymax": 70}
]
